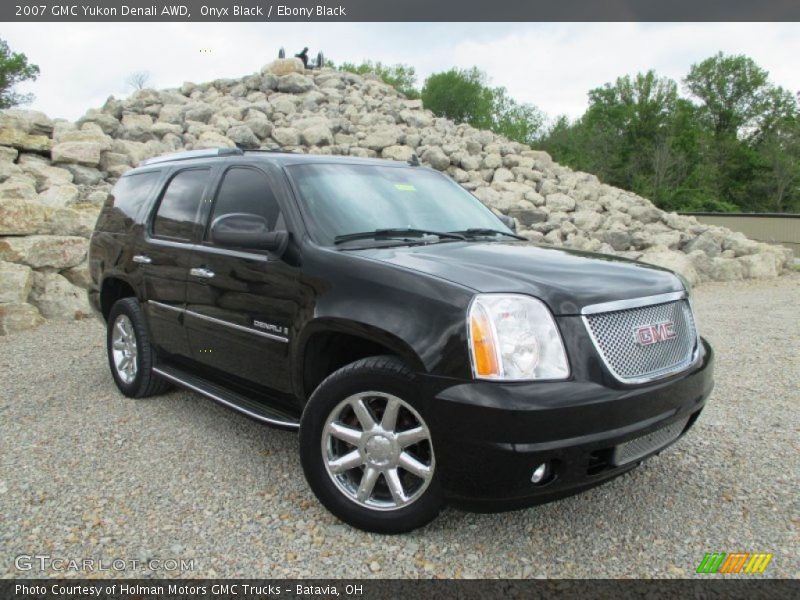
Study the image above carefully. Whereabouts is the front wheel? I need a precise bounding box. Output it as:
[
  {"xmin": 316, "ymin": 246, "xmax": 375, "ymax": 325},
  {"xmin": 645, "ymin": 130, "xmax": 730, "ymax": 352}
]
[{"xmin": 300, "ymin": 356, "xmax": 442, "ymax": 533}]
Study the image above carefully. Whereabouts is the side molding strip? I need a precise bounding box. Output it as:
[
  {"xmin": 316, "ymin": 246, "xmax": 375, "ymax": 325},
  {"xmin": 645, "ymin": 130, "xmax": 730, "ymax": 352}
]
[{"xmin": 147, "ymin": 300, "xmax": 289, "ymax": 343}]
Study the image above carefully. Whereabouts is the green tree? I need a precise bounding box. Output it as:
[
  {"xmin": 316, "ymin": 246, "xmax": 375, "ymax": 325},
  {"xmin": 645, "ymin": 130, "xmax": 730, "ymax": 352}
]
[
  {"xmin": 336, "ymin": 60, "xmax": 419, "ymax": 99},
  {"xmin": 421, "ymin": 68, "xmax": 544, "ymax": 144},
  {"xmin": 0, "ymin": 38, "xmax": 40, "ymax": 108},
  {"xmin": 684, "ymin": 52, "xmax": 795, "ymax": 139},
  {"xmin": 421, "ymin": 67, "xmax": 495, "ymax": 130},
  {"xmin": 491, "ymin": 86, "xmax": 545, "ymax": 146}
]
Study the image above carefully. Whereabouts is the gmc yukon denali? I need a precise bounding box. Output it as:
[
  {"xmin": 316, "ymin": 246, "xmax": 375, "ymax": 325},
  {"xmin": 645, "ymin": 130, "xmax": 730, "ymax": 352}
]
[{"xmin": 88, "ymin": 148, "xmax": 715, "ymax": 533}]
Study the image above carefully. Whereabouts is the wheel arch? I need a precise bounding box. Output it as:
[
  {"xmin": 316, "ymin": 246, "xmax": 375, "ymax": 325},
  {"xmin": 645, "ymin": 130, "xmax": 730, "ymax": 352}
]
[
  {"xmin": 294, "ymin": 318, "xmax": 427, "ymax": 401},
  {"xmin": 99, "ymin": 275, "xmax": 138, "ymax": 321}
]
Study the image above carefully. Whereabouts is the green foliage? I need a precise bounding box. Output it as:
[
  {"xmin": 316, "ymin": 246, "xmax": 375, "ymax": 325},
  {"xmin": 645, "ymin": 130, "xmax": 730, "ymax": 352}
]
[
  {"xmin": 0, "ymin": 38, "xmax": 39, "ymax": 109},
  {"xmin": 421, "ymin": 68, "xmax": 494, "ymax": 129},
  {"xmin": 334, "ymin": 60, "xmax": 420, "ymax": 99},
  {"xmin": 421, "ymin": 68, "xmax": 544, "ymax": 145},
  {"xmin": 539, "ymin": 53, "xmax": 800, "ymax": 214}
]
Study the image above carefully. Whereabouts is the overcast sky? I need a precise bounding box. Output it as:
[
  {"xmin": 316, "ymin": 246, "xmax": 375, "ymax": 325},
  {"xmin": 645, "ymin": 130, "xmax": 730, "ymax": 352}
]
[{"xmin": 3, "ymin": 22, "xmax": 799, "ymax": 123}]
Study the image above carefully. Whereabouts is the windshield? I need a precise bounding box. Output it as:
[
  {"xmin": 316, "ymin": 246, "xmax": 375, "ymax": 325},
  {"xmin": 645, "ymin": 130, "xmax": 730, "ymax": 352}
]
[{"xmin": 286, "ymin": 163, "xmax": 512, "ymax": 246}]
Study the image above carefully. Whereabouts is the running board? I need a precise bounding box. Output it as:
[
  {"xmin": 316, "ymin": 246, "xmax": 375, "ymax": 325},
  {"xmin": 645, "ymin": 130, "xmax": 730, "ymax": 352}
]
[{"xmin": 153, "ymin": 365, "xmax": 300, "ymax": 430}]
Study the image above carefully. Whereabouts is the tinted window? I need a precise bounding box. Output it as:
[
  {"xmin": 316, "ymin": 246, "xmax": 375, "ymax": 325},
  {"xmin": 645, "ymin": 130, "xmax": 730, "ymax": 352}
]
[
  {"xmin": 111, "ymin": 171, "xmax": 161, "ymax": 218},
  {"xmin": 153, "ymin": 169, "xmax": 209, "ymax": 240},
  {"xmin": 210, "ymin": 167, "xmax": 282, "ymax": 231},
  {"xmin": 287, "ymin": 164, "xmax": 508, "ymax": 246}
]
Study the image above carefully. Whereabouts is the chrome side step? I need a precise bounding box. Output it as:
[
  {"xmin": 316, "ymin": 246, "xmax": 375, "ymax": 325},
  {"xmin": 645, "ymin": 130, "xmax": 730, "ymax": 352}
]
[{"xmin": 153, "ymin": 365, "xmax": 300, "ymax": 430}]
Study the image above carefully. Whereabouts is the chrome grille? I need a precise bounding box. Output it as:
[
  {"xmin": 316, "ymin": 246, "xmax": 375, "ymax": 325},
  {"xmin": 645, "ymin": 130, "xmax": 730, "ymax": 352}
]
[
  {"xmin": 612, "ymin": 418, "xmax": 688, "ymax": 466},
  {"xmin": 583, "ymin": 296, "xmax": 698, "ymax": 383}
]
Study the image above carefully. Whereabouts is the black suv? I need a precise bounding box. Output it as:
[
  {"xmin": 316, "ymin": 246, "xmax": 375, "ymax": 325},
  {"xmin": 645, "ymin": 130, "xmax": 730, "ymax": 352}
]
[{"xmin": 89, "ymin": 148, "xmax": 714, "ymax": 533}]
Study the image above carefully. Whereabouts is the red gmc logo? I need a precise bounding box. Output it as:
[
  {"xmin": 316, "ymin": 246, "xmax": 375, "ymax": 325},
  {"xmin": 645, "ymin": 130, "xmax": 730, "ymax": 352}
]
[{"xmin": 634, "ymin": 321, "xmax": 677, "ymax": 346}]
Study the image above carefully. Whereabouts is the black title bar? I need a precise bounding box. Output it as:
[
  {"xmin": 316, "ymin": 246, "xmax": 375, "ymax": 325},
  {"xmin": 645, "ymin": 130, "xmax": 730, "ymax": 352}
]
[{"xmin": 4, "ymin": 0, "xmax": 800, "ymax": 22}]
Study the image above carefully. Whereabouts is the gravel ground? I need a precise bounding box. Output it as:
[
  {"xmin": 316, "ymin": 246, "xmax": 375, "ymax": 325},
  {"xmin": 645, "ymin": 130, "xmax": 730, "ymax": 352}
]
[{"xmin": 1, "ymin": 274, "xmax": 798, "ymax": 579}]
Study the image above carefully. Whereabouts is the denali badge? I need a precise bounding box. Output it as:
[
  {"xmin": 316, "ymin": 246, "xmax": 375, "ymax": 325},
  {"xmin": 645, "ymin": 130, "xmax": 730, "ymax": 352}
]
[{"xmin": 634, "ymin": 321, "xmax": 677, "ymax": 346}]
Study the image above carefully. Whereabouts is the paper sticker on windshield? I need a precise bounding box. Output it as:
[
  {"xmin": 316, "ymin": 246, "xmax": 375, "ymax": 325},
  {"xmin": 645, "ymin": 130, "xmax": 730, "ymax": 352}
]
[{"xmin": 394, "ymin": 183, "xmax": 416, "ymax": 192}]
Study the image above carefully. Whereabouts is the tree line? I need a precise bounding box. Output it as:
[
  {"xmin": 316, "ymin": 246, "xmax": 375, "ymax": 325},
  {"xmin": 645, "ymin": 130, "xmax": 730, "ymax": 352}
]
[{"xmin": 331, "ymin": 54, "xmax": 799, "ymax": 214}]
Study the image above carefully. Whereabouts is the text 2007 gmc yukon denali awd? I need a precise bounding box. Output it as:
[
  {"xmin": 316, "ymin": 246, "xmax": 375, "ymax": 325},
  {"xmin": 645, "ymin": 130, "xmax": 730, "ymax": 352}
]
[{"xmin": 88, "ymin": 148, "xmax": 714, "ymax": 533}]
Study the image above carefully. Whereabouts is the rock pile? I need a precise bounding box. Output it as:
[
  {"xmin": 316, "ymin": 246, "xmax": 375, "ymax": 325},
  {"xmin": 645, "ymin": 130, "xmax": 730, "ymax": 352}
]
[{"xmin": 0, "ymin": 57, "xmax": 792, "ymax": 333}]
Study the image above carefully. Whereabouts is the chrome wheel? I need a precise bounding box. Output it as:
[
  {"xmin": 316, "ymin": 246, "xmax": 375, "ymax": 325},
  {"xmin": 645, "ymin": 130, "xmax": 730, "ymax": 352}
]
[
  {"xmin": 111, "ymin": 314, "xmax": 138, "ymax": 384},
  {"xmin": 322, "ymin": 392, "xmax": 435, "ymax": 511}
]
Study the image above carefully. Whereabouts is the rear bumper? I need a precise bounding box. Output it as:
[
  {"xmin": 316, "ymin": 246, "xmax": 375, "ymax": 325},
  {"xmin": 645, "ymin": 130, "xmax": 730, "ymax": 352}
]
[{"xmin": 420, "ymin": 338, "xmax": 714, "ymax": 510}]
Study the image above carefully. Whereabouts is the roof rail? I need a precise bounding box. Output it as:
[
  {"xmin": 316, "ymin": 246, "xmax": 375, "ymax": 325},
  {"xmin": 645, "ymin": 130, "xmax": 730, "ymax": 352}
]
[{"xmin": 139, "ymin": 147, "xmax": 243, "ymax": 166}]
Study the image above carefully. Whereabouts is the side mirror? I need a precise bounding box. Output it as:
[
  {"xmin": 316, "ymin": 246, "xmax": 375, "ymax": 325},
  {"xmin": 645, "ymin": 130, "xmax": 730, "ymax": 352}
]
[
  {"xmin": 210, "ymin": 213, "xmax": 289, "ymax": 256},
  {"xmin": 498, "ymin": 214, "xmax": 517, "ymax": 233}
]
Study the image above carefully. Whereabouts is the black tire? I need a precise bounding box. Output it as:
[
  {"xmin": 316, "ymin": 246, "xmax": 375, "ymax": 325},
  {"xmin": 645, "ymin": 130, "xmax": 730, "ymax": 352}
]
[
  {"xmin": 300, "ymin": 356, "xmax": 442, "ymax": 534},
  {"xmin": 106, "ymin": 297, "xmax": 171, "ymax": 398}
]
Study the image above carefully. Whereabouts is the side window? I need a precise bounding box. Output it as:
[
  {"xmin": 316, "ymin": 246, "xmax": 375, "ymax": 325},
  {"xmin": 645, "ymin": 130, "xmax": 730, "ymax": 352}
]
[
  {"xmin": 152, "ymin": 169, "xmax": 210, "ymax": 240},
  {"xmin": 210, "ymin": 167, "xmax": 283, "ymax": 233},
  {"xmin": 99, "ymin": 170, "xmax": 161, "ymax": 231}
]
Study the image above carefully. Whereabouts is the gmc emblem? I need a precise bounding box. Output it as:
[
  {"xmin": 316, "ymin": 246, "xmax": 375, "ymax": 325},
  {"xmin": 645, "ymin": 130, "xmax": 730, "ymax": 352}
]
[{"xmin": 634, "ymin": 321, "xmax": 677, "ymax": 346}]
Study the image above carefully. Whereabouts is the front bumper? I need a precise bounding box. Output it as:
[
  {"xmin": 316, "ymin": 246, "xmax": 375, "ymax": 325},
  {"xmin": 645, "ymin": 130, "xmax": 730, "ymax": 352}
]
[{"xmin": 419, "ymin": 338, "xmax": 714, "ymax": 511}]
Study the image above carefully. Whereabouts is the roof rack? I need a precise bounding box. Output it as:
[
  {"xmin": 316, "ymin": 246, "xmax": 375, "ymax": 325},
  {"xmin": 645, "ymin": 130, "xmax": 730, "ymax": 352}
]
[{"xmin": 139, "ymin": 147, "xmax": 243, "ymax": 166}]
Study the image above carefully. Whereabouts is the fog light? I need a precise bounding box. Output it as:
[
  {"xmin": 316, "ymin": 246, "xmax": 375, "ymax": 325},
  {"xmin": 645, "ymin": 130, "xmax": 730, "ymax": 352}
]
[{"xmin": 531, "ymin": 462, "xmax": 549, "ymax": 484}]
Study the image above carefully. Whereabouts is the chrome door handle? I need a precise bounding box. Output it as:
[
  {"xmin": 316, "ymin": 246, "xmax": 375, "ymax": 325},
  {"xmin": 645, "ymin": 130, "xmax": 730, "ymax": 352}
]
[
  {"xmin": 190, "ymin": 267, "xmax": 215, "ymax": 279},
  {"xmin": 132, "ymin": 254, "xmax": 152, "ymax": 264}
]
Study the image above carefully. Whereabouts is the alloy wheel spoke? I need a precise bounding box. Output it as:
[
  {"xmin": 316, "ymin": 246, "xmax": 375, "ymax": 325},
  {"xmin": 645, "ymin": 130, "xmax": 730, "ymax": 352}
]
[
  {"xmin": 384, "ymin": 468, "xmax": 407, "ymax": 506},
  {"xmin": 327, "ymin": 450, "xmax": 363, "ymax": 474},
  {"xmin": 328, "ymin": 422, "xmax": 363, "ymax": 446},
  {"xmin": 396, "ymin": 426, "xmax": 427, "ymax": 448},
  {"xmin": 113, "ymin": 340, "xmax": 126, "ymax": 351},
  {"xmin": 350, "ymin": 397, "xmax": 377, "ymax": 430},
  {"xmin": 356, "ymin": 466, "xmax": 379, "ymax": 502},
  {"xmin": 398, "ymin": 452, "xmax": 431, "ymax": 479},
  {"xmin": 381, "ymin": 396, "xmax": 401, "ymax": 432}
]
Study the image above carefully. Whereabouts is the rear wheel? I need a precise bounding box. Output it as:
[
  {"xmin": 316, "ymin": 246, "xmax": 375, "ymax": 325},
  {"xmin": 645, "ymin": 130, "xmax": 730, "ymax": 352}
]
[
  {"xmin": 106, "ymin": 298, "xmax": 171, "ymax": 398},
  {"xmin": 300, "ymin": 356, "xmax": 441, "ymax": 533}
]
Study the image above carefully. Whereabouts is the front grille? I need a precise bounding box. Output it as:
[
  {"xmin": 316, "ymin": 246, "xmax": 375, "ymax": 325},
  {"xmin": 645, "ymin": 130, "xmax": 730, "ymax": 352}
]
[
  {"xmin": 611, "ymin": 418, "xmax": 689, "ymax": 466},
  {"xmin": 583, "ymin": 297, "xmax": 698, "ymax": 383}
]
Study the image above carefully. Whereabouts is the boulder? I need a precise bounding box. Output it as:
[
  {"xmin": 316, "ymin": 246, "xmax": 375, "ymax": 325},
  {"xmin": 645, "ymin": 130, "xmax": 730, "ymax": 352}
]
[
  {"xmin": 226, "ymin": 124, "xmax": 260, "ymax": 149},
  {"xmin": 271, "ymin": 127, "xmax": 300, "ymax": 147},
  {"xmin": 0, "ymin": 303, "xmax": 45, "ymax": 335},
  {"xmin": 29, "ymin": 271, "xmax": 93, "ymax": 320},
  {"xmin": 0, "ymin": 127, "xmax": 51, "ymax": 152},
  {"xmin": 277, "ymin": 73, "xmax": 315, "ymax": 94},
  {"xmin": 0, "ymin": 198, "xmax": 48, "ymax": 235},
  {"xmin": 0, "ymin": 235, "xmax": 88, "ymax": 269},
  {"xmin": 639, "ymin": 250, "xmax": 699, "ymax": 285},
  {"xmin": 301, "ymin": 125, "xmax": 334, "ymax": 147},
  {"xmin": 421, "ymin": 147, "xmax": 450, "ymax": 171},
  {"xmin": 381, "ymin": 145, "xmax": 415, "ymax": 162},
  {"xmin": 0, "ymin": 261, "xmax": 33, "ymax": 303},
  {"xmin": 52, "ymin": 142, "xmax": 103, "ymax": 166},
  {"xmin": 738, "ymin": 253, "xmax": 779, "ymax": 279},
  {"xmin": 262, "ymin": 58, "xmax": 305, "ymax": 76}
]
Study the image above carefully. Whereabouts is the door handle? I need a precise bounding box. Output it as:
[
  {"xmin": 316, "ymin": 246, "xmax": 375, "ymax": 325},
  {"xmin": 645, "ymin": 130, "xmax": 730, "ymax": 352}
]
[
  {"xmin": 132, "ymin": 254, "xmax": 152, "ymax": 264},
  {"xmin": 190, "ymin": 267, "xmax": 215, "ymax": 279}
]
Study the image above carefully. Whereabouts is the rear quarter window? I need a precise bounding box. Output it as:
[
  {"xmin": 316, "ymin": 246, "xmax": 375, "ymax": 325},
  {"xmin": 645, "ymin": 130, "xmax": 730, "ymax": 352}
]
[{"xmin": 99, "ymin": 171, "xmax": 162, "ymax": 232}]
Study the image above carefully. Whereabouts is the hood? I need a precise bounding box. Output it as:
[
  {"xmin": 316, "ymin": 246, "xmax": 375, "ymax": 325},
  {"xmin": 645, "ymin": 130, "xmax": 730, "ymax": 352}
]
[{"xmin": 353, "ymin": 241, "xmax": 684, "ymax": 315}]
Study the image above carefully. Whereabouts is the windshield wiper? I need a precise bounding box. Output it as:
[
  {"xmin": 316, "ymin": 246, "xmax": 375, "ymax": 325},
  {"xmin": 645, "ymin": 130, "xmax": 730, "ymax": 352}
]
[
  {"xmin": 334, "ymin": 228, "xmax": 466, "ymax": 245},
  {"xmin": 450, "ymin": 228, "xmax": 526, "ymax": 240}
]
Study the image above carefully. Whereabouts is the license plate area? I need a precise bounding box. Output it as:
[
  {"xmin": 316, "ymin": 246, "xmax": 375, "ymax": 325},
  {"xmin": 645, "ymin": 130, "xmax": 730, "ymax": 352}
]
[{"xmin": 611, "ymin": 418, "xmax": 689, "ymax": 466}]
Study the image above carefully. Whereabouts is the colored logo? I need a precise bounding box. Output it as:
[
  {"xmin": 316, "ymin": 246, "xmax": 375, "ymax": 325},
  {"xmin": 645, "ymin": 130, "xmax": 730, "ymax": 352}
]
[
  {"xmin": 633, "ymin": 321, "xmax": 677, "ymax": 346},
  {"xmin": 696, "ymin": 552, "xmax": 773, "ymax": 574}
]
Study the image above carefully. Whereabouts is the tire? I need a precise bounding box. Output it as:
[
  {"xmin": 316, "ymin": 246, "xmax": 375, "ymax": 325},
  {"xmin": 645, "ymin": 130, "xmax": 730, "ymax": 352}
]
[
  {"xmin": 300, "ymin": 356, "xmax": 442, "ymax": 534},
  {"xmin": 106, "ymin": 297, "xmax": 171, "ymax": 398}
]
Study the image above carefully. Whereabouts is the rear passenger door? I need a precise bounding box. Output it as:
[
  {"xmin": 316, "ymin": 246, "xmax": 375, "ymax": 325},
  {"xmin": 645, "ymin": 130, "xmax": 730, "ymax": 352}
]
[
  {"xmin": 184, "ymin": 164, "xmax": 299, "ymax": 394},
  {"xmin": 137, "ymin": 167, "xmax": 212, "ymax": 359}
]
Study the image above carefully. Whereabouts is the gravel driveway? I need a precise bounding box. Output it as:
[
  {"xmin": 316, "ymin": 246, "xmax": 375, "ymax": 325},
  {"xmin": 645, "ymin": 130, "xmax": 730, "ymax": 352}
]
[{"xmin": 1, "ymin": 275, "xmax": 798, "ymax": 579}]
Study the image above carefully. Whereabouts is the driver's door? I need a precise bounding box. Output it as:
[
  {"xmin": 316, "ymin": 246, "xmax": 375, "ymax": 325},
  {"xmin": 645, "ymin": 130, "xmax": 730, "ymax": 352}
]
[{"xmin": 184, "ymin": 164, "xmax": 300, "ymax": 394}]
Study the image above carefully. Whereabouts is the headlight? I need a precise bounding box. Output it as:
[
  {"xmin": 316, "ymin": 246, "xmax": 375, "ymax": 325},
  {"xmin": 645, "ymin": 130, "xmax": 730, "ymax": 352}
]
[{"xmin": 468, "ymin": 294, "xmax": 569, "ymax": 381}]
